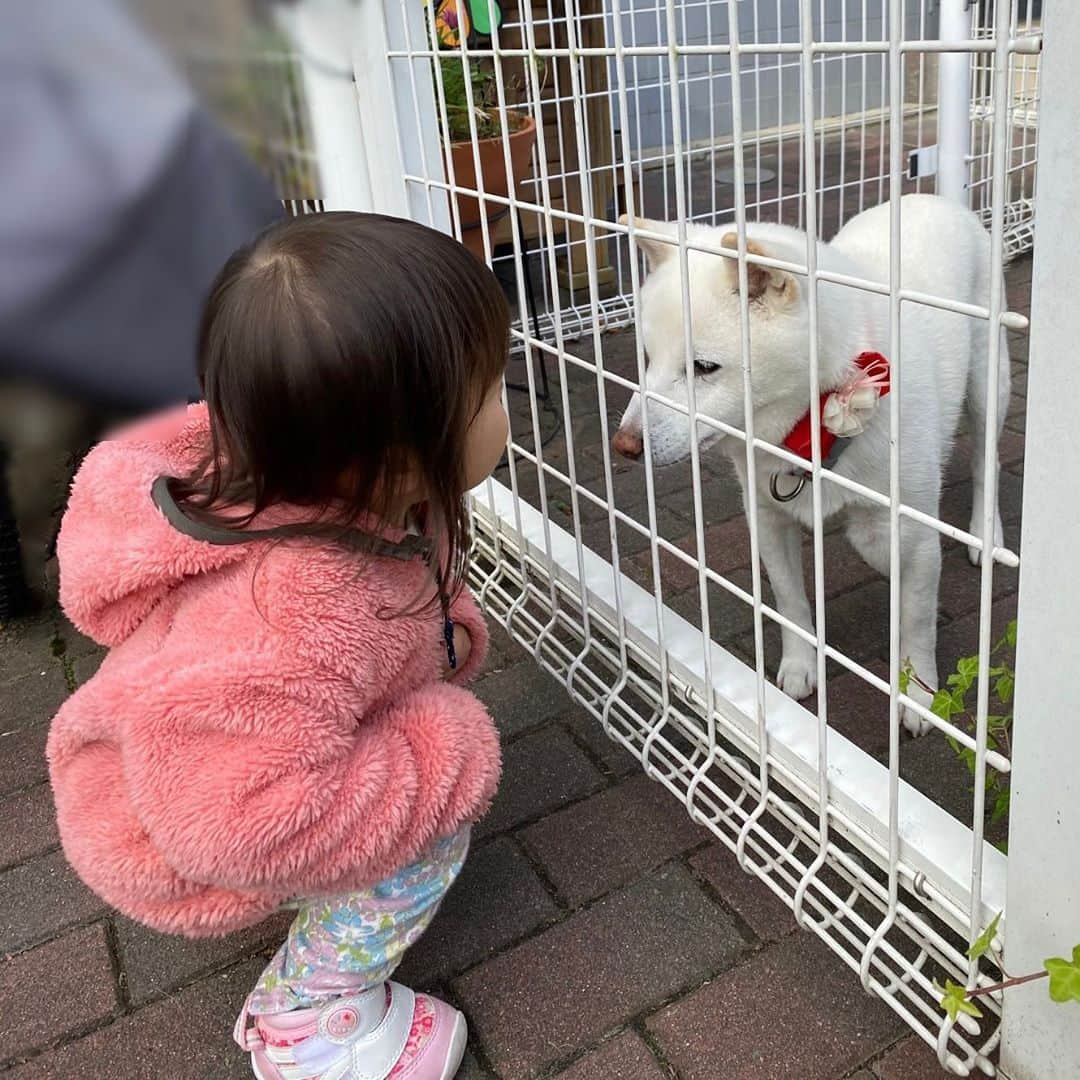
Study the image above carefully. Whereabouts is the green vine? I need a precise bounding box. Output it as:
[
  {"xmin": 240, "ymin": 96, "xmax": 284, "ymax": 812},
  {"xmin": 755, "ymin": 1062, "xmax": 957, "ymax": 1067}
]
[
  {"xmin": 901, "ymin": 620, "xmax": 1016, "ymax": 852},
  {"xmin": 903, "ymin": 624, "xmax": 1080, "ymax": 1020},
  {"xmin": 936, "ymin": 912, "xmax": 1080, "ymax": 1020}
]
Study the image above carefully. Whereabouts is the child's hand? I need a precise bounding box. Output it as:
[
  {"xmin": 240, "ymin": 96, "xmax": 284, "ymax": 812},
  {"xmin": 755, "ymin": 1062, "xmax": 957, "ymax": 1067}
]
[{"xmin": 444, "ymin": 623, "xmax": 472, "ymax": 677}]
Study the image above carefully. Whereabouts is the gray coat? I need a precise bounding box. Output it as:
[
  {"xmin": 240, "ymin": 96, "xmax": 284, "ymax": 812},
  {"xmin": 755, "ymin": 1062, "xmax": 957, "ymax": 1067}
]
[{"xmin": 0, "ymin": 1, "xmax": 283, "ymax": 409}]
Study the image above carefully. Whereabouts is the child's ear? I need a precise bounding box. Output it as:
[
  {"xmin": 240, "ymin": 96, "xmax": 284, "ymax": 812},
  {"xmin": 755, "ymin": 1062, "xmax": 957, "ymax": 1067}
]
[
  {"xmin": 720, "ymin": 232, "xmax": 799, "ymax": 308},
  {"xmin": 619, "ymin": 215, "xmax": 678, "ymax": 271}
]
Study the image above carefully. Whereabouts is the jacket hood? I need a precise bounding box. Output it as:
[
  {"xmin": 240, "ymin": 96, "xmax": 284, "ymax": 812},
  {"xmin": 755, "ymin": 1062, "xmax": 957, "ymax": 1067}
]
[{"xmin": 58, "ymin": 404, "xmax": 247, "ymax": 646}]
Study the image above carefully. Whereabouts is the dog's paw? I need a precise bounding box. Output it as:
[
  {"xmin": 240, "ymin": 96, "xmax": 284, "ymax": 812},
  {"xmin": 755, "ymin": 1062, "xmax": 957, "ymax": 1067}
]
[
  {"xmin": 900, "ymin": 673, "xmax": 935, "ymax": 736},
  {"xmin": 901, "ymin": 704, "xmax": 933, "ymax": 737},
  {"xmin": 777, "ymin": 654, "xmax": 817, "ymax": 701}
]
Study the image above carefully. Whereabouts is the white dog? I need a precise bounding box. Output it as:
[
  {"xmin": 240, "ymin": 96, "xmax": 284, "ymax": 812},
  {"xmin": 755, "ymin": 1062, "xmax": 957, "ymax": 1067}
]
[{"xmin": 612, "ymin": 194, "xmax": 1010, "ymax": 734}]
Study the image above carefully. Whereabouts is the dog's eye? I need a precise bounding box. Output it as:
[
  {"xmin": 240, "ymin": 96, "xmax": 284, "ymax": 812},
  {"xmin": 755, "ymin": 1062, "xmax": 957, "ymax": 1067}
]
[{"xmin": 693, "ymin": 355, "xmax": 721, "ymax": 375}]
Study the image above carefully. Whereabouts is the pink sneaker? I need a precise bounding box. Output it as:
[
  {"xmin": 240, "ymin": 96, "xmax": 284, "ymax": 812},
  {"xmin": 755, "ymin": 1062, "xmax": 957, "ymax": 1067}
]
[{"xmin": 237, "ymin": 982, "xmax": 468, "ymax": 1080}]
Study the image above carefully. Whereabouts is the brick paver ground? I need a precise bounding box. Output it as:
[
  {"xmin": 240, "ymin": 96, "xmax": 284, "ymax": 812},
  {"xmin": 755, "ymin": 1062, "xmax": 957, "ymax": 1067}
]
[{"xmin": 1, "ymin": 212, "xmax": 1029, "ymax": 1076}]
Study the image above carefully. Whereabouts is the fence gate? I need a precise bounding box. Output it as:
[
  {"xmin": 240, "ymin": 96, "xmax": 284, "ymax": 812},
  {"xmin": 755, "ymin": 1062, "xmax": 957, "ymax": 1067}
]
[{"xmin": 175, "ymin": 0, "xmax": 1077, "ymax": 1074}]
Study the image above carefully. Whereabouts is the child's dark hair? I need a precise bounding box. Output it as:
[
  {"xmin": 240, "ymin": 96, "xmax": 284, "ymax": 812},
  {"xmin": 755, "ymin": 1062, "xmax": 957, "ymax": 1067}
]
[{"xmin": 171, "ymin": 211, "xmax": 510, "ymax": 600}]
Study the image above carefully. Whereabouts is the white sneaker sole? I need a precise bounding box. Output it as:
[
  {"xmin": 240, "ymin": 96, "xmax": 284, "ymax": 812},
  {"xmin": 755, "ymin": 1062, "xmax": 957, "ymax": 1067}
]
[
  {"xmin": 250, "ymin": 1012, "xmax": 469, "ymax": 1080},
  {"xmin": 442, "ymin": 1011, "xmax": 468, "ymax": 1080}
]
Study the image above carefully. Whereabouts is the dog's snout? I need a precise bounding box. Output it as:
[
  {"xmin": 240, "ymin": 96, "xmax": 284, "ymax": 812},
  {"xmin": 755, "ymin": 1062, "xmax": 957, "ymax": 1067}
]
[{"xmin": 612, "ymin": 427, "xmax": 644, "ymax": 460}]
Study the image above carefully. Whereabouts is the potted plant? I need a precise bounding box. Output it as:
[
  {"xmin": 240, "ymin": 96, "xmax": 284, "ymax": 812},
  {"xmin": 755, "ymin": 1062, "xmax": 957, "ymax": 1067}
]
[{"xmin": 436, "ymin": 54, "xmax": 538, "ymax": 258}]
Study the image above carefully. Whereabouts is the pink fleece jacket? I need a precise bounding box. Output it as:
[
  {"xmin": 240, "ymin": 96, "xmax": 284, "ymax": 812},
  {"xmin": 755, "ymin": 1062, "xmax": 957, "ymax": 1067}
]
[{"xmin": 47, "ymin": 405, "xmax": 500, "ymax": 937}]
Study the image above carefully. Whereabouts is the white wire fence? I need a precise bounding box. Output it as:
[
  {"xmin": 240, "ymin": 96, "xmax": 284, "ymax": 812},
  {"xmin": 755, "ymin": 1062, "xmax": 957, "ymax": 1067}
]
[
  {"xmin": 169, "ymin": 0, "xmax": 1076, "ymax": 1074},
  {"xmin": 383, "ymin": 1, "xmax": 1033, "ymax": 1072}
]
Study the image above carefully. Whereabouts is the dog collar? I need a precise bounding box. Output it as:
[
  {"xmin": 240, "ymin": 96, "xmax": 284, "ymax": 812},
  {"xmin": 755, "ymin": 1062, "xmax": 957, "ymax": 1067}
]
[{"xmin": 770, "ymin": 351, "xmax": 890, "ymax": 501}]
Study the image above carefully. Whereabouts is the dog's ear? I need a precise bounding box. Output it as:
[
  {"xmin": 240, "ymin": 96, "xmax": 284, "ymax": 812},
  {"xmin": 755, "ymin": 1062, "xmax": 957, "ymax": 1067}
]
[
  {"xmin": 619, "ymin": 214, "xmax": 677, "ymax": 270},
  {"xmin": 720, "ymin": 232, "xmax": 798, "ymax": 307}
]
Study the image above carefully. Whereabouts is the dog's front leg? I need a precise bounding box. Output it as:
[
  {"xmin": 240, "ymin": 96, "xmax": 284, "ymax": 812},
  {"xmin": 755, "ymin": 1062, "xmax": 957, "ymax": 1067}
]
[{"xmin": 751, "ymin": 498, "xmax": 818, "ymax": 701}]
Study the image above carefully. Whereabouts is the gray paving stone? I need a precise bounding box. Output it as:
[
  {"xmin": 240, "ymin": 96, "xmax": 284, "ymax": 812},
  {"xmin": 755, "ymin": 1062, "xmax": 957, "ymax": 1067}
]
[
  {"xmin": 521, "ymin": 773, "xmax": 709, "ymax": 905},
  {"xmin": 454, "ymin": 864, "xmax": 746, "ymax": 1078},
  {"xmin": 0, "ymin": 849, "xmax": 108, "ymax": 953},
  {"xmin": 477, "ymin": 726, "xmax": 605, "ymax": 839},
  {"xmin": 396, "ymin": 837, "xmax": 559, "ymax": 985},
  {"xmin": 115, "ymin": 912, "xmax": 292, "ymax": 1006},
  {"xmin": 2, "ymin": 665, "xmax": 69, "ymax": 735},
  {"xmin": 0, "ymin": 720, "xmax": 50, "ymax": 797},
  {"xmin": 555, "ymin": 1031, "xmax": 668, "ymax": 1079},
  {"xmin": 7, "ymin": 958, "xmax": 262, "ymax": 1079},
  {"xmin": 872, "ymin": 1034, "xmax": 951, "ymax": 1077},
  {"xmin": 473, "ymin": 661, "xmax": 572, "ymax": 740},
  {"xmin": 0, "ymin": 784, "xmax": 59, "ymax": 869},
  {"xmin": 647, "ymin": 932, "xmax": 905, "ymax": 1079},
  {"xmin": 0, "ymin": 924, "xmax": 117, "ymax": 1064}
]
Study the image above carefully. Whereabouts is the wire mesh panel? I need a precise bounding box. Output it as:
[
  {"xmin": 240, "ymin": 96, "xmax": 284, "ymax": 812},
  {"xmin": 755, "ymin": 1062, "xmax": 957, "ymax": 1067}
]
[
  {"xmin": 968, "ymin": 0, "xmax": 1040, "ymax": 258},
  {"xmin": 379, "ymin": 0, "xmax": 1039, "ymax": 1073}
]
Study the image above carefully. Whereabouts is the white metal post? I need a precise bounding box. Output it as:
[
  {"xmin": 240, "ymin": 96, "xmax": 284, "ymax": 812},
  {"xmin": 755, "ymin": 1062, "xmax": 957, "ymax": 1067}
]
[
  {"xmin": 277, "ymin": 0, "xmax": 376, "ymax": 211},
  {"xmin": 1000, "ymin": 6, "xmax": 1080, "ymax": 1077},
  {"xmin": 938, "ymin": 0, "xmax": 973, "ymax": 204},
  {"xmin": 278, "ymin": 0, "xmax": 446, "ymax": 226}
]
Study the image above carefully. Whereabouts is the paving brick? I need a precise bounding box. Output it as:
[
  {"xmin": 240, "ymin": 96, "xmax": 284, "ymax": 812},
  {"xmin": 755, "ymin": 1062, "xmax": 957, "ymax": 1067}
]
[
  {"xmin": 579, "ymin": 505, "xmax": 695, "ymax": 561},
  {"xmin": 0, "ymin": 784, "xmax": 59, "ymax": 869},
  {"xmin": 0, "ymin": 721, "xmax": 50, "ymax": 798},
  {"xmin": 945, "ymin": 431, "xmax": 1026, "ymax": 486},
  {"xmin": 670, "ymin": 566, "xmax": 759, "ymax": 645},
  {"xmin": 872, "ymin": 1034, "xmax": 951, "ymax": 1077},
  {"xmin": 555, "ymin": 1031, "xmax": 668, "ymax": 1079},
  {"xmin": 939, "ymin": 470, "xmax": 1023, "ymax": 533},
  {"xmin": 7, "ymin": 958, "xmax": 261, "ymax": 1078},
  {"xmin": 2, "ymin": 665, "xmax": 69, "ymax": 734},
  {"xmin": 0, "ymin": 849, "xmax": 108, "ymax": 953},
  {"xmin": 115, "ymin": 912, "xmax": 292, "ymax": 1006},
  {"xmin": 824, "ymin": 659, "xmax": 893, "ymax": 758},
  {"xmin": 457, "ymin": 1050, "xmax": 493, "ymax": 1079},
  {"xmin": 561, "ymin": 709, "xmax": 641, "ymax": 779},
  {"xmin": 454, "ymin": 864, "xmax": 745, "ymax": 1078},
  {"xmin": 477, "ymin": 726, "xmax": 605, "ymax": 839},
  {"xmin": 936, "ymin": 546, "xmax": 1019, "ymax": 621},
  {"xmin": 898, "ymin": 735, "xmax": 986, "ymax": 835},
  {"xmin": 630, "ymin": 516, "xmax": 752, "ymax": 595},
  {"xmin": 72, "ymin": 648, "xmax": 106, "ymax": 687},
  {"xmin": 0, "ymin": 613, "xmax": 59, "ymax": 685},
  {"xmin": 688, "ymin": 844, "xmax": 796, "ymax": 944},
  {"xmin": 396, "ymin": 838, "xmax": 558, "ymax": 986},
  {"xmin": 803, "ymin": 532, "xmax": 882, "ymax": 602},
  {"xmin": 521, "ymin": 773, "xmax": 708, "ymax": 905},
  {"xmin": 54, "ymin": 617, "xmax": 104, "ymax": 663},
  {"xmin": 473, "ymin": 662, "xmax": 571, "ymax": 740},
  {"xmin": 935, "ymin": 595, "xmax": 1018, "ymax": 675},
  {"xmin": 647, "ymin": 933, "xmax": 904, "ymax": 1079},
  {"xmin": 0, "ymin": 923, "xmax": 117, "ymax": 1064}
]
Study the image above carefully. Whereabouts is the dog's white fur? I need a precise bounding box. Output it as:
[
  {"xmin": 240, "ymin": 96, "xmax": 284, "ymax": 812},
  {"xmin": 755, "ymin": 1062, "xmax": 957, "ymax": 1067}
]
[{"xmin": 614, "ymin": 194, "xmax": 1010, "ymax": 734}]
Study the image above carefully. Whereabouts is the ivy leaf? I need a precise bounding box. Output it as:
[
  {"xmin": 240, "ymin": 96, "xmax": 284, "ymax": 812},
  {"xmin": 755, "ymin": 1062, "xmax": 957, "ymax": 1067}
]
[
  {"xmin": 899, "ymin": 663, "xmax": 912, "ymax": 695},
  {"xmin": 968, "ymin": 912, "xmax": 1003, "ymax": 962},
  {"xmin": 937, "ymin": 979, "xmax": 983, "ymax": 1021},
  {"xmin": 958, "ymin": 655, "xmax": 980, "ymax": 681},
  {"xmin": 995, "ymin": 671, "xmax": 1015, "ymax": 705},
  {"xmin": 1044, "ymin": 946, "xmax": 1080, "ymax": 1005},
  {"xmin": 932, "ymin": 688, "xmax": 958, "ymax": 721},
  {"xmin": 991, "ymin": 788, "xmax": 1011, "ymax": 824},
  {"xmin": 1005, "ymin": 620, "xmax": 1018, "ymax": 648}
]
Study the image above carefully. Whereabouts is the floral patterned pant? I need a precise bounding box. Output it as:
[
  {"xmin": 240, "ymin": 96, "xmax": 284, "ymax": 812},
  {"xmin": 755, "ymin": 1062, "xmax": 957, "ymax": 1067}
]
[{"xmin": 245, "ymin": 829, "xmax": 470, "ymax": 1015}]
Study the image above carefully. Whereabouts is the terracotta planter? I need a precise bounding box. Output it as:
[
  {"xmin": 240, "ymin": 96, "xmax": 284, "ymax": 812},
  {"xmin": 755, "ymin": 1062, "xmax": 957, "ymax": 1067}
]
[{"xmin": 448, "ymin": 114, "xmax": 537, "ymax": 258}]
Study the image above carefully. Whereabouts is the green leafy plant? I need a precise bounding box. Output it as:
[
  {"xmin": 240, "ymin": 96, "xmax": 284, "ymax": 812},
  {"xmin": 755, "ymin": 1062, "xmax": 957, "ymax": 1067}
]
[
  {"xmin": 936, "ymin": 913, "xmax": 1080, "ymax": 1022},
  {"xmin": 434, "ymin": 55, "xmax": 544, "ymax": 144},
  {"xmin": 902, "ymin": 627, "xmax": 1080, "ymax": 1024},
  {"xmin": 901, "ymin": 620, "xmax": 1016, "ymax": 849}
]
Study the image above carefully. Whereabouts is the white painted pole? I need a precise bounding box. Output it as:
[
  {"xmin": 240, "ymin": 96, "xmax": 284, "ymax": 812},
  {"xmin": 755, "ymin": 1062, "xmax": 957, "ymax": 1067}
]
[
  {"xmin": 937, "ymin": 0, "xmax": 972, "ymax": 205},
  {"xmin": 1000, "ymin": 5, "xmax": 1080, "ymax": 1077},
  {"xmin": 277, "ymin": 0, "xmax": 375, "ymax": 211}
]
